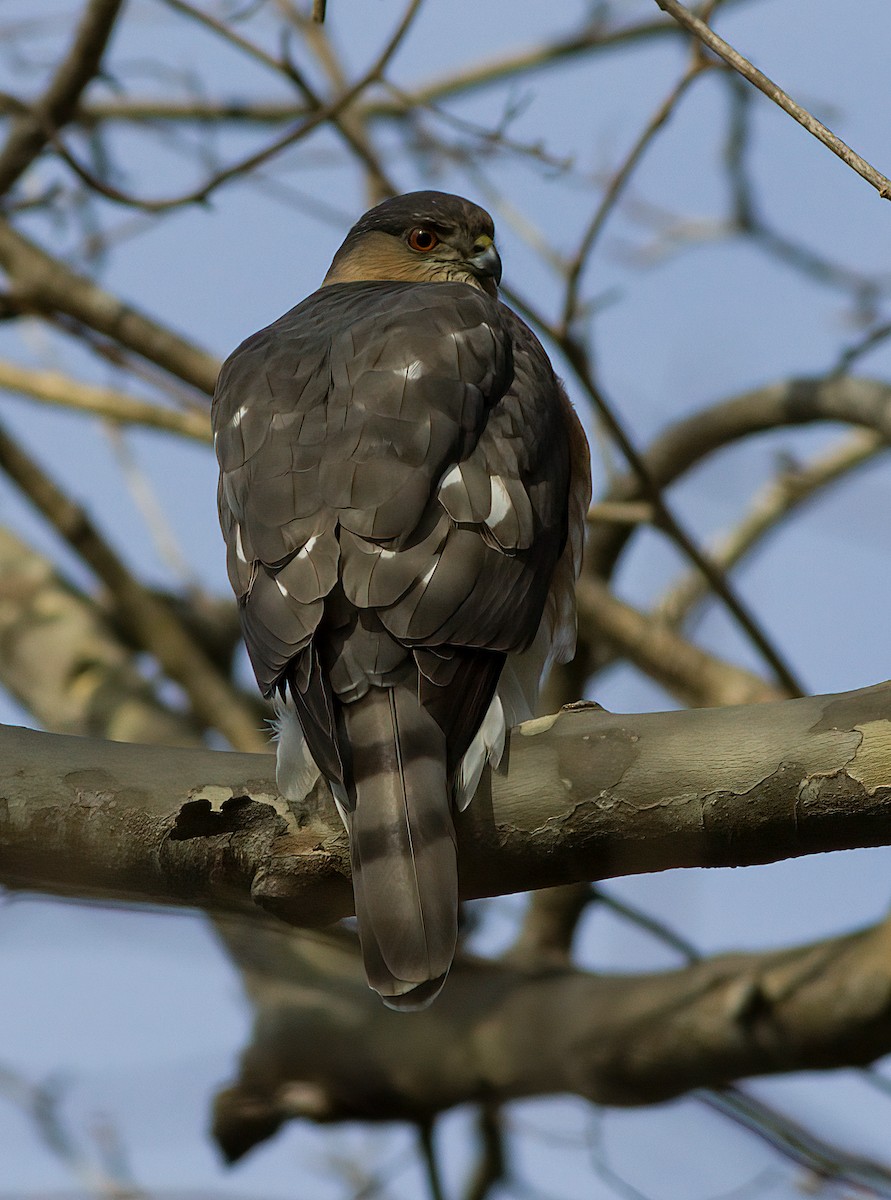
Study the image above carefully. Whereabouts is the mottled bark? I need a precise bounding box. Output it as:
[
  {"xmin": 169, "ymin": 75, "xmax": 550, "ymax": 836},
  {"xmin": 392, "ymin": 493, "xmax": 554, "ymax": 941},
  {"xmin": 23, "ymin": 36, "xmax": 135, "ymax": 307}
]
[
  {"xmin": 212, "ymin": 913, "xmax": 891, "ymax": 1158},
  {"xmin": 2, "ymin": 681, "xmax": 891, "ymax": 923}
]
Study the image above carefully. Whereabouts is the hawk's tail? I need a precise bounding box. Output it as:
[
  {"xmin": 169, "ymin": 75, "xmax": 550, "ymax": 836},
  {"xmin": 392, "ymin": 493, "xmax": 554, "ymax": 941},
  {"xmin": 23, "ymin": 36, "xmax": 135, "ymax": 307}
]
[{"xmin": 342, "ymin": 684, "xmax": 458, "ymax": 1010}]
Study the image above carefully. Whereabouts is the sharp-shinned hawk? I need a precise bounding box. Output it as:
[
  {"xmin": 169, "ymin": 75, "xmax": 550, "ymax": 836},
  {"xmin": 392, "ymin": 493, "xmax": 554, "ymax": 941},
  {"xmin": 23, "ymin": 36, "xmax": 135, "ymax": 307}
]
[{"xmin": 213, "ymin": 191, "xmax": 591, "ymax": 1007}]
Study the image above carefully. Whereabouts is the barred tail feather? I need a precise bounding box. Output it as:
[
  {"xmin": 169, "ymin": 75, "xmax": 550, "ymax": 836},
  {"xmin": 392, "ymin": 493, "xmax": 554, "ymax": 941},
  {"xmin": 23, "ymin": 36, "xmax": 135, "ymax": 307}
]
[{"xmin": 343, "ymin": 685, "xmax": 458, "ymax": 1010}]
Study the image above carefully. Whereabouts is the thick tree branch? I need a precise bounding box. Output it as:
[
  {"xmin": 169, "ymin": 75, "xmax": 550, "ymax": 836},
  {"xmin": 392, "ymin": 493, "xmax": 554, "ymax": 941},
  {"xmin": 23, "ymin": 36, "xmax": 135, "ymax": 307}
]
[
  {"xmin": 3, "ymin": 680, "xmax": 891, "ymax": 922},
  {"xmin": 211, "ymin": 913, "xmax": 891, "ymax": 1174}
]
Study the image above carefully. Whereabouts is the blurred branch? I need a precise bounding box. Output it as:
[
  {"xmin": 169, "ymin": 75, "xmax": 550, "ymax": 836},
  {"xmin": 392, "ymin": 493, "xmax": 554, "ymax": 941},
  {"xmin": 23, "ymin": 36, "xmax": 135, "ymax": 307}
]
[
  {"xmin": 561, "ymin": 59, "xmax": 706, "ymax": 334},
  {"xmin": 64, "ymin": 8, "xmax": 717, "ymax": 129},
  {"xmin": 585, "ymin": 375, "xmax": 891, "ymax": 582},
  {"xmin": 364, "ymin": 5, "xmax": 745, "ymax": 117},
  {"xmin": 507, "ymin": 882, "xmax": 593, "ymax": 968},
  {"xmin": 721, "ymin": 77, "xmax": 888, "ymax": 318},
  {"xmin": 0, "ymin": 422, "xmax": 265, "ymax": 750},
  {"xmin": 211, "ymin": 914, "xmax": 891, "ymax": 1185},
  {"xmin": 465, "ymin": 1106, "xmax": 505, "ymax": 1200},
  {"xmin": 655, "ymin": 0, "xmax": 891, "ymax": 200},
  {"xmin": 0, "ymin": 0, "xmax": 124, "ymax": 199},
  {"xmin": 513, "ymin": 306, "xmax": 805, "ymax": 696},
  {"xmin": 0, "ymin": 524, "xmax": 203, "ymax": 744},
  {"xmin": 701, "ymin": 1087, "xmax": 891, "ymax": 1197},
  {"xmin": 56, "ymin": 0, "xmax": 420, "ymax": 211},
  {"xmin": 0, "ymin": 217, "xmax": 219, "ymax": 393},
  {"xmin": 0, "ymin": 360, "xmax": 212, "ymax": 440},
  {"xmin": 657, "ymin": 428, "xmax": 886, "ymax": 626},
  {"xmin": 0, "ymin": 1064, "xmax": 144, "ymax": 1200},
  {"xmin": 162, "ymin": 0, "xmax": 396, "ymax": 199},
  {"xmin": 576, "ymin": 575, "xmax": 782, "ymax": 707}
]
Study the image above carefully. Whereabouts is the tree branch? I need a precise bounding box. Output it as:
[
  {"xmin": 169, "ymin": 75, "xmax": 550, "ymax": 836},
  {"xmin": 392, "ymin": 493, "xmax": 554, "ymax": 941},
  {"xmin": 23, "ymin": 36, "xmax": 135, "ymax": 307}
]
[
  {"xmin": 3, "ymin": 680, "xmax": 891, "ymax": 921},
  {"xmin": 210, "ymin": 912, "xmax": 891, "ymax": 1181},
  {"xmin": 0, "ymin": 524, "xmax": 203, "ymax": 744},
  {"xmin": 656, "ymin": 428, "xmax": 885, "ymax": 626},
  {"xmin": 654, "ymin": 0, "xmax": 891, "ymax": 200},
  {"xmin": 0, "ymin": 360, "xmax": 212, "ymax": 440},
  {"xmin": 0, "ymin": 424, "xmax": 265, "ymax": 750},
  {"xmin": 0, "ymin": 0, "xmax": 124, "ymax": 197},
  {"xmin": 0, "ymin": 217, "xmax": 218, "ymax": 393},
  {"xmin": 585, "ymin": 375, "xmax": 891, "ymax": 581},
  {"xmin": 576, "ymin": 575, "xmax": 782, "ymax": 707}
]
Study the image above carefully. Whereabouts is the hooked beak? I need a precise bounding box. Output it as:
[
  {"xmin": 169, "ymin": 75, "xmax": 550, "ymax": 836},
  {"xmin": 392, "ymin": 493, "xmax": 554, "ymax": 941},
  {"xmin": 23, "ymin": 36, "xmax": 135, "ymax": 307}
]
[{"xmin": 467, "ymin": 239, "xmax": 502, "ymax": 289}]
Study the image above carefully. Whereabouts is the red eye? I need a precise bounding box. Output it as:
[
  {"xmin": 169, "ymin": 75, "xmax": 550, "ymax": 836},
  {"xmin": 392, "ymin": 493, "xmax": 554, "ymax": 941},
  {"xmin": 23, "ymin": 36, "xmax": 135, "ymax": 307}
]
[{"xmin": 407, "ymin": 227, "xmax": 439, "ymax": 252}]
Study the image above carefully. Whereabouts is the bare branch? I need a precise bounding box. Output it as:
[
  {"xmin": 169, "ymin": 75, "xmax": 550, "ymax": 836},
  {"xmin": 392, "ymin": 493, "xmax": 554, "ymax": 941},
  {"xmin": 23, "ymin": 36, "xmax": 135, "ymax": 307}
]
[
  {"xmin": 4, "ymin": 681, "xmax": 891, "ymax": 920},
  {"xmin": 0, "ymin": 423, "xmax": 265, "ymax": 750},
  {"xmin": 657, "ymin": 429, "xmax": 886, "ymax": 626},
  {"xmin": 585, "ymin": 375, "xmax": 891, "ymax": 582},
  {"xmin": 0, "ymin": 0, "xmax": 124, "ymax": 197},
  {"xmin": 545, "ymin": 331, "xmax": 805, "ymax": 696},
  {"xmin": 0, "ymin": 524, "xmax": 203, "ymax": 744},
  {"xmin": 0, "ymin": 360, "xmax": 212, "ymax": 440},
  {"xmin": 654, "ymin": 0, "xmax": 891, "ymax": 200},
  {"xmin": 0, "ymin": 217, "xmax": 219, "ymax": 393},
  {"xmin": 55, "ymin": 0, "xmax": 421, "ymax": 211},
  {"xmin": 561, "ymin": 60, "xmax": 706, "ymax": 334},
  {"xmin": 211, "ymin": 912, "xmax": 891, "ymax": 1185},
  {"xmin": 576, "ymin": 575, "xmax": 782, "ymax": 707}
]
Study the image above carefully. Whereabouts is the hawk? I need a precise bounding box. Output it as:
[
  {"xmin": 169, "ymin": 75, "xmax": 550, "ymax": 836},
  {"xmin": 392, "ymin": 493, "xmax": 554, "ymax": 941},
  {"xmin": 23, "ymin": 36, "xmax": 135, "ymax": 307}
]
[{"xmin": 213, "ymin": 192, "xmax": 590, "ymax": 1008}]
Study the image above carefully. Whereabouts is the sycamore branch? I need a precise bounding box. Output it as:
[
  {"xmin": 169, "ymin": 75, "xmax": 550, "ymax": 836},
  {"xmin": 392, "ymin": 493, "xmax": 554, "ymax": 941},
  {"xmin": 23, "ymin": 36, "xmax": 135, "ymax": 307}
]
[
  {"xmin": 2, "ymin": 680, "xmax": 891, "ymax": 922},
  {"xmin": 211, "ymin": 913, "xmax": 891, "ymax": 1174}
]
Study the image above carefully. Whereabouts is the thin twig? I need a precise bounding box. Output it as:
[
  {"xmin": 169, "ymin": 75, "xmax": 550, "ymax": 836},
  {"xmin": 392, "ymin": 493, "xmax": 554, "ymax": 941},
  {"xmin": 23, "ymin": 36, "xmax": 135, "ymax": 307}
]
[
  {"xmin": 655, "ymin": 0, "xmax": 891, "ymax": 200},
  {"xmin": 562, "ymin": 60, "xmax": 706, "ymax": 332},
  {"xmin": 54, "ymin": 0, "xmax": 420, "ymax": 211}
]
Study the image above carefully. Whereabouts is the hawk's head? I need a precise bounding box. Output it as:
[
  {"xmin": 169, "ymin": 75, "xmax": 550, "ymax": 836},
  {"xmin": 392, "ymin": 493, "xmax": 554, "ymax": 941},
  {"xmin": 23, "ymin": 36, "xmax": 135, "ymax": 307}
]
[{"xmin": 322, "ymin": 191, "xmax": 502, "ymax": 297}]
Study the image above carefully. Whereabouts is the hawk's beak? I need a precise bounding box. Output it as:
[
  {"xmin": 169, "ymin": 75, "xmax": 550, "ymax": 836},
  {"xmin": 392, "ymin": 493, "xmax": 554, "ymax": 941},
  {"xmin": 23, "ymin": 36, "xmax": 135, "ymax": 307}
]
[{"xmin": 468, "ymin": 239, "xmax": 502, "ymax": 287}]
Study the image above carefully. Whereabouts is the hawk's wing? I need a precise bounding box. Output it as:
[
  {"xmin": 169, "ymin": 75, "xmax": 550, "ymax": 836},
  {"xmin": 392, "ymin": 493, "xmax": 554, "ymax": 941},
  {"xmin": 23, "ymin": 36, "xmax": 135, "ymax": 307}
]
[{"xmin": 213, "ymin": 279, "xmax": 588, "ymax": 1004}]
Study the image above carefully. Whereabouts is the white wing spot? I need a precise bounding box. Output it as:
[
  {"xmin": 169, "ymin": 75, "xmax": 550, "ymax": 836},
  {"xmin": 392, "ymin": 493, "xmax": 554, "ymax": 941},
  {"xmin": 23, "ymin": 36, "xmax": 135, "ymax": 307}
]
[
  {"xmin": 486, "ymin": 475, "xmax": 512, "ymax": 526},
  {"xmin": 392, "ymin": 360, "xmax": 424, "ymax": 381},
  {"xmin": 230, "ymin": 403, "xmax": 249, "ymax": 428},
  {"xmin": 276, "ymin": 577, "xmax": 289, "ymax": 597},
  {"xmin": 297, "ymin": 534, "xmax": 319, "ymax": 559},
  {"xmin": 420, "ymin": 562, "xmax": 436, "ymax": 586},
  {"xmin": 440, "ymin": 463, "xmax": 462, "ymax": 491},
  {"xmin": 235, "ymin": 524, "xmax": 248, "ymax": 564}
]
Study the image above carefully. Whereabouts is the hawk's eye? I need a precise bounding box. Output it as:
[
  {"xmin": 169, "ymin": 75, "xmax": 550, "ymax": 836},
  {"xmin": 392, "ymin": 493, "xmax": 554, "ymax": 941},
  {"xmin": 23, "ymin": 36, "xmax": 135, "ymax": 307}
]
[{"xmin": 407, "ymin": 227, "xmax": 439, "ymax": 252}]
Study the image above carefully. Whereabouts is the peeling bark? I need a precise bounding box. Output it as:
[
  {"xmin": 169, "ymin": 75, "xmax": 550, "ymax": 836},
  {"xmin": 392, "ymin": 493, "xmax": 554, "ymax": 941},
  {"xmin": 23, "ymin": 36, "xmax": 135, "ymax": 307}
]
[{"xmin": 2, "ymin": 680, "xmax": 891, "ymax": 924}]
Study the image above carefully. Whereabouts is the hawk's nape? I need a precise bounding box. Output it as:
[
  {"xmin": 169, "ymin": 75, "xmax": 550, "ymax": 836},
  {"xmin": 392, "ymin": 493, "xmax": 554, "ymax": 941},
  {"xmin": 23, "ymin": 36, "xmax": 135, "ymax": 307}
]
[{"xmin": 213, "ymin": 191, "xmax": 591, "ymax": 1007}]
